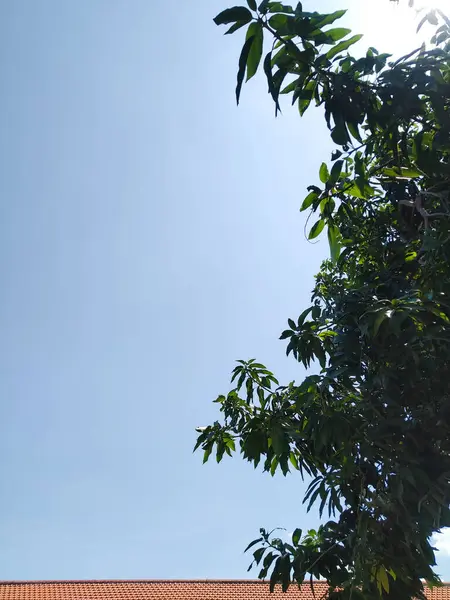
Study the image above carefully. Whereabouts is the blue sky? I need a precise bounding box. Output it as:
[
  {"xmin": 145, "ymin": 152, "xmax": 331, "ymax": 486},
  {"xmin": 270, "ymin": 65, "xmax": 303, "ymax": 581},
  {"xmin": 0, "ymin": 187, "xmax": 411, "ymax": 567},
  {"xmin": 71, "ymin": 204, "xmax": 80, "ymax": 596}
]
[{"xmin": 1, "ymin": 0, "xmax": 450, "ymax": 582}]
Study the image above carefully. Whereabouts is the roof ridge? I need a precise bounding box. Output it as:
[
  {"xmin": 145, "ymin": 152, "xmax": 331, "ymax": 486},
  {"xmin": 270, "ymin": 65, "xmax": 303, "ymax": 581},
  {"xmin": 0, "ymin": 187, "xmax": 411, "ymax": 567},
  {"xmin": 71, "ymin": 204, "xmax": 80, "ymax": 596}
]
[
  {"xmin": 0, "ymin": 579, "xmax": 448, "ymax": 587},
  {"xmin": 0, "ymin": 580, "xmax": 309, "ymax": 585}
]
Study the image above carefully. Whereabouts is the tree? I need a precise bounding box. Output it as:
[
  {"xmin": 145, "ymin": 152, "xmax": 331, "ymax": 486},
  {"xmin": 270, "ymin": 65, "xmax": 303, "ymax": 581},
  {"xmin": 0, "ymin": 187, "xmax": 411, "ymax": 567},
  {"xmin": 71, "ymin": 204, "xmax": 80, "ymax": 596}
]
[{"xmin": 195, "ymin": 2, "xmax": 450, "ymax": 599}]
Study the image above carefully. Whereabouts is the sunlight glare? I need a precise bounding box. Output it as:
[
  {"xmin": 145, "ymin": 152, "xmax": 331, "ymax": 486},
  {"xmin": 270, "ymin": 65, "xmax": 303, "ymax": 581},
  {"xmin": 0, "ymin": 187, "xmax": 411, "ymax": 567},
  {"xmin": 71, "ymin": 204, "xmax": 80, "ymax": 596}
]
[{"xmin": 415, "ymin": 0, "xmax": 449, "ymax": 11}]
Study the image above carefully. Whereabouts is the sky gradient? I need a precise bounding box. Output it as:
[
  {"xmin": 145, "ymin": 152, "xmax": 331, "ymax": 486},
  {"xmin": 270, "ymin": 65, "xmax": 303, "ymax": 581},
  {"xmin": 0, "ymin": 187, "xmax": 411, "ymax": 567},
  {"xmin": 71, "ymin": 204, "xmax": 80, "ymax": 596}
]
[{"xmin": 1, "ymin": 0, "xmax": 449, "ymax": 581}]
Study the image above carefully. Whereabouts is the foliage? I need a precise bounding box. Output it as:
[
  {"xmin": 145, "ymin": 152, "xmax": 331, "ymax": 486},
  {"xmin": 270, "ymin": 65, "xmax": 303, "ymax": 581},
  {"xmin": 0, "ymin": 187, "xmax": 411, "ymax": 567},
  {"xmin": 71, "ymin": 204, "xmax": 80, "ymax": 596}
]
[{"xmin": 195, "ymin": 2, "xmax": 450, "ymax": 599}]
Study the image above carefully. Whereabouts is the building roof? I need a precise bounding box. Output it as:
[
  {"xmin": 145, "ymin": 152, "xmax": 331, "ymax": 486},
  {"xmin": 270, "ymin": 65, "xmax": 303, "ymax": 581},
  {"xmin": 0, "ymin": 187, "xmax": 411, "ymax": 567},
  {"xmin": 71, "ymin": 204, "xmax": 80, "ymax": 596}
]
[{"xmin": 0, "ymin": 580, "xmax": 449, "ymax": 600}]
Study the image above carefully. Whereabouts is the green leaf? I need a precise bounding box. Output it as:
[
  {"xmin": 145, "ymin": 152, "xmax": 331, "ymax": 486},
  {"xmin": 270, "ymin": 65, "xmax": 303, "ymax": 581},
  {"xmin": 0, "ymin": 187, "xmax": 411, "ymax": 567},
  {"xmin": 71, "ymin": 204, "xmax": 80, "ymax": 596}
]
[
  {"xmin": 244, "ymin": 537, "xmax": 263, "ymax": 552},
  {"xmin": 315, "ymin": 9, "xmax": 346, "ymax": 27},
  {"xmin": 347, "ymin": 121, "xmax": 362, "ymax": 143},
  {"xmin": 280, "ymin": 79, "xmax": 297, "ymax": 95},
  {"xmin": 288, "ymin": 318, "xmax": 297, "ymax": 330},
  {"xmin": 271, "ymin": 423, "xmax": 287, "ymax": 455},
  {"xmin": 268, "ymin": 14, "xmax": 289, "ymax": 30},
  {"xmin": 225, "ymin": 20, "xmax": 250, "ymax": 34},
  {"xmin": 328, "ymin": 159, "xmax": 343, "ymax": 187},
  {"xmin": 319, "ymin": 162, "xmax": 329, "ymax": 183},
  {"xmin": 381, "ymin": 167, "xmax": 423, "ymax": 178},
  {"xmin": 236, "ymin": 35, "xmax": 256, "ymax": 104},
  {"xmin": 270, "ymin": 456, "xmax": 279, "ymax": 476},
  {"xmin": 237, "ymin": 370, "xmax": 246, "ymax": 390},
  {"xmin": 247, "ymin": 0, "xmax": 257, "ymax": 10},
  {"xmin": 326, "ymin": 34, "xmax": 363, "ymax": 59},
  {"xmin": 280, "ymin": 554, "xmax": 291, "ymax": 592},
  {"xmin": 292, "ymin": 527, "xmax": 302, "ymax": 545},
  {"xmin": 309, "ymin": 219, "xmax": 325, "ymax": 240},
  {"xmin": 253, "ymin": 546, "xmax": 266, "ymax": 564},
  {"xmin": 268, "ymin": 2, "xmax": 294, "ymax": 13},
  {"xmin": 331, "ymin": 120, "xmax": 349, "ymax": 145},
  {"xmin": 320, "ymin": 197, "xmax": 335, "ymax": 217},
  {"xmin": 373, "ymin": 310, "xmax": 387, "ymax": 337},
  {"xmin": 320, "ymin": 27, "xmax": 352, "ymax": 43},
  {"xmin": 319, "ymin": 486, "xmax": 329, "ymax": 517},
  {"xmin": 346, "ymin": 180, "xmax": 374, "ymax": 199},
  {"xmin": 257, "ymin": 387, "xmax": 265, "ymax": 406},
  {"xmin": 280, "ymin": 329, "xmax": 293, "ymax": 340},
  {"xmin": 298, "ymin": 79, "xmax": 316, "ymax": 116},
  {"xmin": 246, "ymin": 22, "xmax": 264, "ymax": 80},
  {"xmin": 263, "ymin": 51, "xmax": 279, "ymax": 110},
  {"xmin": 300, "ymin": 191, "xmax": 318, "ymax": 212},
  {"xmin": 203, "ymin": 444, "xmax": 213, "ymax": 463},
  {"xmin": 378, "ymin": 566, "xmax": 390, "ymax": 594},
  {"xmin": 327, "ymin": 224, "xmax": 341, "ymax": 263},
  {"xmin": 331, "ymin": 149, "xmax": 343, "ymax": 161},
  {"xmin": 289, "ymin": 452, "xmax": 299, "ymax": 470},
  {"xmin": 225, "ymin": 436, "xmax": 236, "ymax": 451},
  {"xmin": 214, "ymin": 6, "xmax": 253, "ymax": 25},
  {"xmin": 298, "ymin": 307, "xmax": 313, "ymax": 326},
  {"xmin": 306, "ymin": 486, "xmax": 321, "ymax": 511}
]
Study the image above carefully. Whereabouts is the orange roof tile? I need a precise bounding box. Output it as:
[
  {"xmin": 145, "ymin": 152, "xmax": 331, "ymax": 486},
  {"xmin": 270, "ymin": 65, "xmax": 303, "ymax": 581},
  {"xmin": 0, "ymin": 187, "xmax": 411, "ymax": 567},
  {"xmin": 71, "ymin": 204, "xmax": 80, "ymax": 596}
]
[{"xmin": 0, "ymin": 581, "xmax": 448, "ymax": 600}]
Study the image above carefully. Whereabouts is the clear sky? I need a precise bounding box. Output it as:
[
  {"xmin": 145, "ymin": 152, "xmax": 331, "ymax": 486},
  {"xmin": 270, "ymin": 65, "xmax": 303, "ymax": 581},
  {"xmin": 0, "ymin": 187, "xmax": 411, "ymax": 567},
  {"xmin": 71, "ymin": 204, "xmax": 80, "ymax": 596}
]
[{"xmin": 1, "ymin": 0, "xmax": 449, "ymax": 582}]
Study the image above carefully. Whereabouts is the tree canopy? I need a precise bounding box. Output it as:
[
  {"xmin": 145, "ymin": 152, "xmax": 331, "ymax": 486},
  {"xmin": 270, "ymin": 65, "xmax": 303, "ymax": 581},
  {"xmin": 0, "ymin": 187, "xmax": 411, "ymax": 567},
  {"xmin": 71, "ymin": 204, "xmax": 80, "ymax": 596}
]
[{"xmin": 195, "ymin": 2, "xmax": 450, "ymax": 599}]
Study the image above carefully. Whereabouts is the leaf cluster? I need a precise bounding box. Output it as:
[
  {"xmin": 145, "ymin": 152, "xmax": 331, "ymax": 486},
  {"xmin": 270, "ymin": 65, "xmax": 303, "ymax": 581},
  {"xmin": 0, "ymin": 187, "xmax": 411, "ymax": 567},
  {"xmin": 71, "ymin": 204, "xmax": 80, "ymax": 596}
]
[{"xmin": 197, "ymin": 3, "xmax": 450, "ymax": 600}]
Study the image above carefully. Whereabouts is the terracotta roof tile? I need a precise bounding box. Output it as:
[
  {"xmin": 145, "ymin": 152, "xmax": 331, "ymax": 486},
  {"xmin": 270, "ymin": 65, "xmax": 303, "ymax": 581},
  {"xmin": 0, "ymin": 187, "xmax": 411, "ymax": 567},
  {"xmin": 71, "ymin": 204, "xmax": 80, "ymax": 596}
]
[{"xmin": 0, "ymin": 580, "xmax": 448, "ymax": 600}]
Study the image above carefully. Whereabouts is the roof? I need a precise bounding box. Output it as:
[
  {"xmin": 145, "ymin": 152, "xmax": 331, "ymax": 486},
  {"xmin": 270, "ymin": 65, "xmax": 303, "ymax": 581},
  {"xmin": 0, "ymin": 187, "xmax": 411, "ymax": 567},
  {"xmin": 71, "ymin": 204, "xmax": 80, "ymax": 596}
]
[{"xmin": 0, "ymin": 581, "xmax": 449, "ymax": 600}]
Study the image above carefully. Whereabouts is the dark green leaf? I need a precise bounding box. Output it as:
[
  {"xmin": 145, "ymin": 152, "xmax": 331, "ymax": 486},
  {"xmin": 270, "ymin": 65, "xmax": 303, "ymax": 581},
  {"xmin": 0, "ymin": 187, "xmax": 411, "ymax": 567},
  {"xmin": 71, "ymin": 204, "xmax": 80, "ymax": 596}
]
[
  {"xmin": 214, "ymin": 6, "xmax": 253, "ymax": 25},
  {"xmin": 237, "ymin": 370, "xmax": 246, "ymax": 390},
  {"xmin": 347, "ymin": 121, "xmax": 362, "ymax": 143},
  {"xmin": 331, "ymin": 120, "xmax": 349, "ymax": 145},
  {"xmin": 253, "ymin": 547, "xmax": 266, "ymax": 565},
  {"xmin": 306, "ymin": 486, "xmax": 321, "ymax": 511},
  {"xmin": 246, "ymin": 22, "xmax": 264, "ymax": 80},
  {"xmin": 292, "ymin": 528, "xmax": 302, "ymax": 545},
  {"xmin": 280, "ymin": 329, "xmax": 293, "ymax": 340},
  {"xmin": 288, "ymin": 318, "xmax": 296, "ymax": 330},
  {"xmin": 244, "ymin": 537, "xmax": 263, "ymax": 552},
  {"xmin": 263, "ymin": 51, "xmax": 276, "ymax": 104},
  {"xmin": 203, "ymin": 444, "xmax": 213, "ymax": 463},
  {"xmin": 236, "ymin": 35, "xmax": 256, "ymax": 104},
  {"xmin": 298, "ymin": 79, "xmax": 316, "ymax": 115},
  {"xmin": 225, "ymin": 20, "xmax": 250, "ymax": 34},
  {"xmin": 247, "ymin": 0, "xmax": 257, "ymax": 10},
  {"xmin": 329, "ymin": 159, "xmax": 343, "ymax": 187},
  {"xmin": 298, "ymin": 307, "xmax": 313, "ymax": 326}
]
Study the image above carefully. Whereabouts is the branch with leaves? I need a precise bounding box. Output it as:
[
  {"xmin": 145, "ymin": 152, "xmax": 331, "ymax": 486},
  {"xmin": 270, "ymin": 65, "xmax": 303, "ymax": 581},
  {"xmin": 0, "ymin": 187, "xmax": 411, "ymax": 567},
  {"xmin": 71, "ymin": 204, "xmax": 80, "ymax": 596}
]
[{"xmin": 196, "ymin": 2, "xmax": 450, "ymax": 599}]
